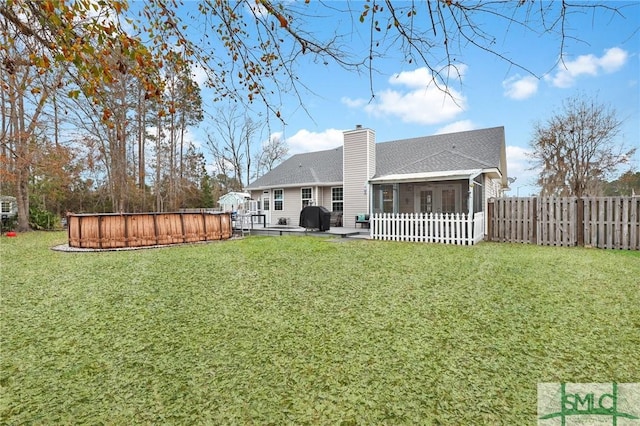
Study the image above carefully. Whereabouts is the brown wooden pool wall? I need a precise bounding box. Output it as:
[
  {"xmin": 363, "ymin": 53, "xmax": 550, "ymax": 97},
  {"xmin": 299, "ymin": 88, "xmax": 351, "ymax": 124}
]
[{"xmin": 67, "ymin": 212, "xmax": 232, "ymax": 249}]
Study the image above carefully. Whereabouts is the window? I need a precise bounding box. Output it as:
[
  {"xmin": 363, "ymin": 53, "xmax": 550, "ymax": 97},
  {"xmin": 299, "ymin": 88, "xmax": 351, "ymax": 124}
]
[
  {"xmin": 274, "ymin": 189, "xmax": 283, "ymax": 211},
  {"xmin": 473, "ymin": 178, "xmax": 484, "ymax": 212},
  {"xmin": 301, "ymin": 188, "xmax": 312, "ymax": 208},
  {"xmin": 1, "ymin": 202, "xmax": 10, "ymax": 213},
  {"xmin": 373, "ymin": 184, "xmax": 395, "ymax": 213},
  {"xmin": 331, "ymin": 187, "xmax": 343, "ymax": 211}
]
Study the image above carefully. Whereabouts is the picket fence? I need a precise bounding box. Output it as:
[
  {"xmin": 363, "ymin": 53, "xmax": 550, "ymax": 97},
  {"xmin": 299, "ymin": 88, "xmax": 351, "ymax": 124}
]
[
  {"xmin": 488, "ymin": 196, "xmax": 640, "ymax": 250},
  {"xmin": 371, "ymin": 212, "xmax": 485, "ymax": 245}
]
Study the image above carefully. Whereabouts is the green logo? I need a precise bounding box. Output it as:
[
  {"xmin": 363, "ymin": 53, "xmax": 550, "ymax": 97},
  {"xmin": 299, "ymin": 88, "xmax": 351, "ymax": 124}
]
[{"xmin": 538, "ymin": 383, "xmax": 640, "ymax": 425}]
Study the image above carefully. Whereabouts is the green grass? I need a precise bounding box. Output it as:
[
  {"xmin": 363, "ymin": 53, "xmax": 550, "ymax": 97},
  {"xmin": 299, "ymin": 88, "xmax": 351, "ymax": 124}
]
[{"xmin": 1, "ymin": 232, "xmax": 638, "ymax": 424}]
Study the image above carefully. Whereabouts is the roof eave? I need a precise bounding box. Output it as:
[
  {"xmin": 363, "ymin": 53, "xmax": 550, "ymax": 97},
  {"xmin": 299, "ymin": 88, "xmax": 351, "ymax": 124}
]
[
  {"xmin": 370, "ymin": 169, "xmax": 485, "ymax": 183},
  {"xmin": 246, "ymin": 181, "xmax": 343, "ymax": 191}
]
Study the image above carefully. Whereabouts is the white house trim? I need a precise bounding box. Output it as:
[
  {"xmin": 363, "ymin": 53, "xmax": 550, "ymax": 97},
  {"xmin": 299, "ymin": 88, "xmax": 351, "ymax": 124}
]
[{"xmin": 370, "ymin": 169, "xmax": 486, "ymax": 184}]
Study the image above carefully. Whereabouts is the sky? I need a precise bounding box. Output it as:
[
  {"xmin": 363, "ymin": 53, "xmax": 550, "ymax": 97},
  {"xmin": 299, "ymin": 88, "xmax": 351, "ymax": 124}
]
[{"xmin": 176, "ymin": 1, "xmax": 640, "ymax": 196}]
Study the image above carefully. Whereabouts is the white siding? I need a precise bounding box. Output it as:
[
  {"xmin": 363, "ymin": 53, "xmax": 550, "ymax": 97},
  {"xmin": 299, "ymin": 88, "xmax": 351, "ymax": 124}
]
[
  {"xmin": 483, "ymin": 175, "xmax": 502, "ymax": 214},
  {"xmin": 343, "ymin": 128, "xmax": 375, "ymax": 227},
  {"xmin": 271, "ymin": 187, "xmax": 297, "ymax": 226},
  {"xmin": 250, "ymin": 187, "xmax": 338, "ymax": 226}
]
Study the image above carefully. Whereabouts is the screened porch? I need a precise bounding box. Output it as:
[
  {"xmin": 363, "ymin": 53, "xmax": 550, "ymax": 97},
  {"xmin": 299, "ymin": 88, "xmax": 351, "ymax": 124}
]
[{"xmin": 368, "ymin": 172, "xmax": 487, "ymax": 245}]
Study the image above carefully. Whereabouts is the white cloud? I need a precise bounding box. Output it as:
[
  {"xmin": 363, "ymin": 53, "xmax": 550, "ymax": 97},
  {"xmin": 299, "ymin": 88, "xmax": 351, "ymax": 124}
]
[
  {"xmin": 190, "ymin": 63, "xmax": 209, "ymax": 87},
  {"xmin": 342, "ymin": 67, "xmax": 467, "ymax": 125},
  {"xmin": 340, "ymin": 97, "xmax": 366, "ymax": 108},
  {"xmin": 503, "ymin": 75, "xmax": 539, "ymax": 100},
  {"xmin": 391, "ymin": 65, "xmax": 468, "ymax": 88},
  {"xmin": 435, "ymin": 120, "xmax": 475, "ymax": 135},
  {"xmin": 598, "ymin": 47, "xmax": 628, "ymax": 73},
  {"xmin": 505, "ymin": 145, "xmax": 539, "ymax": 195},
  {"xmin": 246, "ymin": 1, "xmax": 269, "ymax": 19},
  {"xmin": 547, "ymin": 47, "xmax": 629, "ymax": 88},
  {"xmin": 285, "ymin": 128, "xmax": 344, "ymax": 155}
]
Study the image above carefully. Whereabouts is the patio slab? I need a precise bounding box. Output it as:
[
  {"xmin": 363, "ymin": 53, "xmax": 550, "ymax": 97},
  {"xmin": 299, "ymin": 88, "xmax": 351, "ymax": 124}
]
[{"xmin": 247, "ymin": 225, "xmax": 370, "ymax": 239}]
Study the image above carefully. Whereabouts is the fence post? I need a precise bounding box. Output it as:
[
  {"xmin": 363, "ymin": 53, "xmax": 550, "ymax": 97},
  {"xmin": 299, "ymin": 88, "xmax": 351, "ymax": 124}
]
[
  {"xmin": 577, "ymin": 197, "xmax": 584, "ymax": 247},
  {"xmin": 487, "ymin": 198, "xmax": 494, "ymax": 241},
  {"xmin": 532, "ymin": 197, "xmax": 538, "ymax": 245}
]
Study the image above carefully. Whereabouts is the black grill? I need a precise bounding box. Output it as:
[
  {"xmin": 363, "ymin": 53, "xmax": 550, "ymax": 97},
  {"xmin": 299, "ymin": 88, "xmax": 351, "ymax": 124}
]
[{"xmin": 299, "ymin": 206, "xmax": 331, "ymax": 231}]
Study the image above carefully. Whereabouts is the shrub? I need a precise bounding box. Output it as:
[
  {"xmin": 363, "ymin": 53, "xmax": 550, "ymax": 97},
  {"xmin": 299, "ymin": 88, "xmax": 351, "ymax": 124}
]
[{"xmin": 28, "ymin": 206, "xmax": 59, "ymax": 230}]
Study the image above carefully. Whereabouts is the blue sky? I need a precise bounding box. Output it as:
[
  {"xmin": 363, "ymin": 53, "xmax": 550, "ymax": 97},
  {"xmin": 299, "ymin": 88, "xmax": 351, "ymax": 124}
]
[{"xmin": 179, "ymin": 1, "xmax": 639, "ymax": 196}]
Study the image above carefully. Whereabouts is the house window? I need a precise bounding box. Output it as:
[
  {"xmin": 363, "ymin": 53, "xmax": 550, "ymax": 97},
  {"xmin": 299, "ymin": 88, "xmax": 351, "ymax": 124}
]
[
  {"xmin": 331, "ymin": 187, "xmax": 343, "ymax": 211},
  {"xmin": 1, "ymin": 202, "xmax": 10, "ymax": 213},
  {"xmin": 301, "ymin": 188, "xmax": 312, "ymax": 208},
  {"xmin": 274, "ymin": 189, "xmax": 283, "ymax": 211}
]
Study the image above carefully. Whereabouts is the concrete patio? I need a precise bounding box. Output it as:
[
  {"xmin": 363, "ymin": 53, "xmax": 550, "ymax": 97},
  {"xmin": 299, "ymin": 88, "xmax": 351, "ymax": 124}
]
[{"xmin": 234, "ymin": 223, "xmax": 371, "ymax": 239}]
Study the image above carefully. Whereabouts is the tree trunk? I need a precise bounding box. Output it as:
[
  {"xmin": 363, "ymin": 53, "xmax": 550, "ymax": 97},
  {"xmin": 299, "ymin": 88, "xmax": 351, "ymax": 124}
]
[
  {"xmin": 15, "ymin": 167, "xmax": 29, "ymax": 231},
  {"xmin": 155, "ymin": 114, "xmax": 162, "ymax": 212}
]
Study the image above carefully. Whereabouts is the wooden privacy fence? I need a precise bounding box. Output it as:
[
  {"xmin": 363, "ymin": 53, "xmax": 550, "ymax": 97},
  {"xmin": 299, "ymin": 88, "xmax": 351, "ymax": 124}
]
[
  {"xmin": 68, "ymin": 212, "xmax": 232, "ymax": 249},
  {"xmin": 371, "ymin": 212, "xmax": 485, "ymax": 245},
  {"xmin": 488, "ymin": 196, "xmax": 640, "ymax": 250}
]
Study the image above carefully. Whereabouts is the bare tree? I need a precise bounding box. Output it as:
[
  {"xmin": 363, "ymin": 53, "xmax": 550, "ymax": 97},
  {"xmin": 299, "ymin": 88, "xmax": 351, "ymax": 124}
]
[
  {"xmin": 206, "ymin": 105, "xmax": 262, "ymax": 189},
  {"xmin": 529, "ymin": 95, "xmax": 636, "ymax": 198},
  {"xmin": 255, "ymin": 134, "xmax": 288, "ymax": 179}
]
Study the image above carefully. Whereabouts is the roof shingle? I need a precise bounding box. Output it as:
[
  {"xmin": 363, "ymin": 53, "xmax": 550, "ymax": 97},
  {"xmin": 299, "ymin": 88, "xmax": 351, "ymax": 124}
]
[{"xmin": 246, "ymin": 126, "xmax": 505, "ymax": 189}]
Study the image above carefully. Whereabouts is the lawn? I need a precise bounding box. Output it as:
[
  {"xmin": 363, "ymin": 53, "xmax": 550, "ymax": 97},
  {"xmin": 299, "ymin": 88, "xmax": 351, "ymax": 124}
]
[{"xmin": 1, "ymin": 232, "xmax": 638, "ymax": 424}]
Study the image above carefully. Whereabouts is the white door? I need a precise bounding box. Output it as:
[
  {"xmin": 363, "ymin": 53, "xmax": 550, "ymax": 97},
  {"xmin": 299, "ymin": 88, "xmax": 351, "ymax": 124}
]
[{"xmin": 261, "ymin": 193, "xmax": 271, "ymax": 225}]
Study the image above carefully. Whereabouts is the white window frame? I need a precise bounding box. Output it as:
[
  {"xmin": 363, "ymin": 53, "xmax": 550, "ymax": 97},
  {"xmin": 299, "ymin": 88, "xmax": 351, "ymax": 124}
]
[
  {"xmin": 274, "ymin": 189, "xmax": 284, "ymax": 211},
  {"xmin": 301, "ymin": 187, "xmax": 312, "ymax": 208},
  {"xmin": 331, "ymin": 187, "xmax": 343, "ymax": 212}
]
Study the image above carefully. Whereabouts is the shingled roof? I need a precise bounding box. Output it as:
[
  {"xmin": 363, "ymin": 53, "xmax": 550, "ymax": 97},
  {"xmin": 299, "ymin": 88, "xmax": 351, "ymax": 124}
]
[{"xmin": 246, "ymin": 126, "xmax": 506, "ymax": 189}]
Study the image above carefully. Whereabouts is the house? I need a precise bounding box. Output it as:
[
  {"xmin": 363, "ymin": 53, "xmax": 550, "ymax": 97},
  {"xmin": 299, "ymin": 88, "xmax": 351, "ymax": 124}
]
[
  {"xmin": 1, "ymin": 195, "xmax": 18, "ymax": 223},
  {"xmin": 245, "ymin": 126, "xmax": 508, "ymax": 231}
]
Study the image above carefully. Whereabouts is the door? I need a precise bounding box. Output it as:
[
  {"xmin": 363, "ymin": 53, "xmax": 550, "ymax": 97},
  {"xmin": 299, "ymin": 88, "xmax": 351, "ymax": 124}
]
[
  {"xmin": 261, "ymin": 193, "xmax": 271, "ymax": 225},
  {"xmin": 415, "ymin": 187, "xmax": 434, "ymax": 213},
  {"xmin": 419, "ymin": 189, "xmax": 433, "ymax": 213},
  {"xmin": 415, "ymin": 184, "xmax": 460, "ymax": 214}
]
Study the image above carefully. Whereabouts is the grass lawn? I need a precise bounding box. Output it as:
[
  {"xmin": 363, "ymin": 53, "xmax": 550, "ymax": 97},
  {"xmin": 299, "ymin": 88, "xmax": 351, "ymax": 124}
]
[{"xmin": 1, "ymin": 232, "xmax": 638, "ymax": 424}]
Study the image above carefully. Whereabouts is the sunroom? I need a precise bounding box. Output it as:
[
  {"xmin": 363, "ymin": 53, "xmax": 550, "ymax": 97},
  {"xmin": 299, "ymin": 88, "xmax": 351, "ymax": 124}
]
[
  {"xmin": 369, "ymin": 169, "xmax": 487, "ymax": 216},
  {"xmin": 368, "ymin": 169, "xmax": 497, "ymax": 245}
]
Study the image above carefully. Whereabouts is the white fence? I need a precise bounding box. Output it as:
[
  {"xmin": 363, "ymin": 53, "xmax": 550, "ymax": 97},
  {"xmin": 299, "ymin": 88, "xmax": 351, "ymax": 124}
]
[{"xmin": 370, "ymin": 212, "xmax": 485, "ymax": 245}]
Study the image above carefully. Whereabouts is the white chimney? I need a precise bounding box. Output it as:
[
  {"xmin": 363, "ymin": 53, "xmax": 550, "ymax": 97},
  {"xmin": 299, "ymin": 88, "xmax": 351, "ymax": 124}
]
[{"xmin": 342, "ymin": 126, "xmax": 375, "ymax": 226}]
